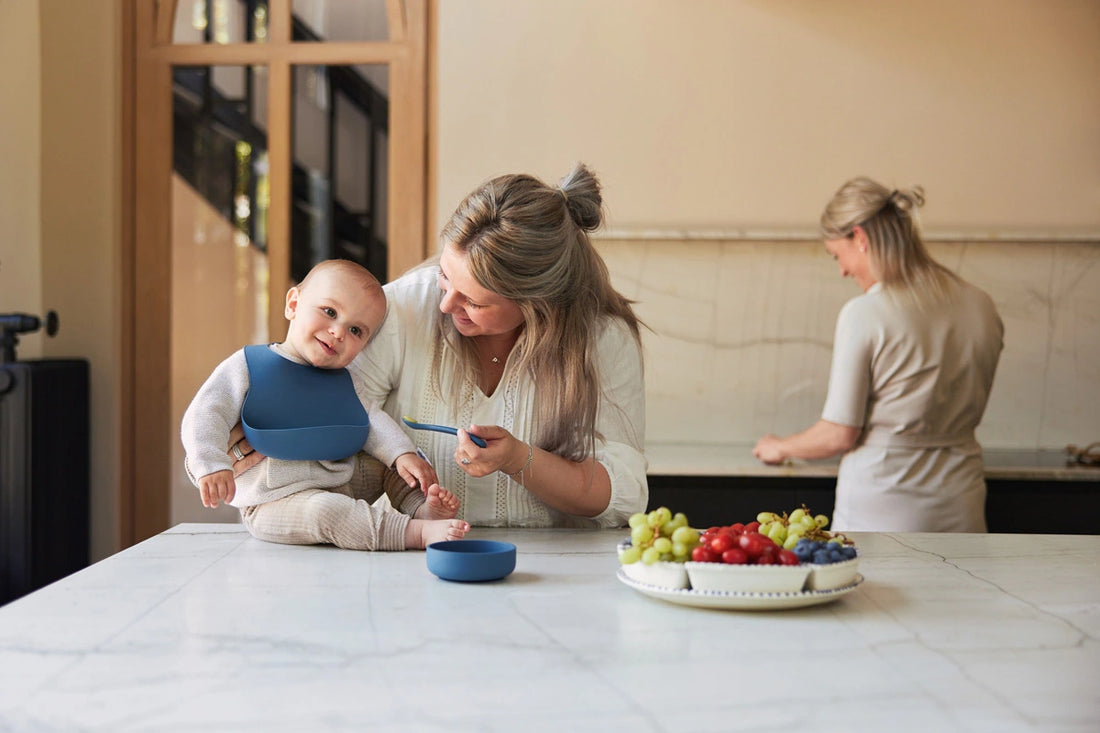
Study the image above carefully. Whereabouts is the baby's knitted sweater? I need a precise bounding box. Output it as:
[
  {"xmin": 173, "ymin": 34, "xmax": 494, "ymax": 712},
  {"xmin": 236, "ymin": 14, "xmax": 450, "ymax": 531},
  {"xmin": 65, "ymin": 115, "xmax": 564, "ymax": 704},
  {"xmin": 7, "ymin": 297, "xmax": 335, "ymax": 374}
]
[{"xmin": 181, "ymin": 344, "xmax": 416, "ymax": 508}]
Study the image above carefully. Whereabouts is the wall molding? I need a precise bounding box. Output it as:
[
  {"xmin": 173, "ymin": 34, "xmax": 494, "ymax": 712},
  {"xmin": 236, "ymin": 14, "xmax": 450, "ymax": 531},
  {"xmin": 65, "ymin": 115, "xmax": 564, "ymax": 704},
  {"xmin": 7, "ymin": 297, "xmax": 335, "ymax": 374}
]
[{"xmin": 596, "ymin": 228, "xmax": 1100, "ymax": 244}]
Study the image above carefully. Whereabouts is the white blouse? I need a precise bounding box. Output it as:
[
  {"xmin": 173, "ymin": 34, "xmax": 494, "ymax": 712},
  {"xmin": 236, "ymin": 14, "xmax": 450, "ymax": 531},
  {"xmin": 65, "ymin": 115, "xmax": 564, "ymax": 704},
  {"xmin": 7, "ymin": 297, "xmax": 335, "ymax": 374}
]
[{"xmin": 350, "ymin": 266, "xmax": 649, "ymax": 528}]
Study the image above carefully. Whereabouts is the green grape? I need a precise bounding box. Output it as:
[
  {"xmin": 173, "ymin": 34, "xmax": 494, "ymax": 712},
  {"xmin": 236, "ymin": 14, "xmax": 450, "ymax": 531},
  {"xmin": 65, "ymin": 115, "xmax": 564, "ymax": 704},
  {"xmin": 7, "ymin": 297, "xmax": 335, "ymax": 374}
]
[
  {"xmin": 620, "ymin": 546, "xmax": 642, "ymax": 564},
  {"xmin": 671, "ymin": 541, "xmax": 689, "ymax": 558},
  {"xmin": 815, "ymin": 514, "xmax": 830, "ymax": 528},
  {"xmin": 783, "ymin": 534, "xmax": 800, "ymax": 550},
  {"xmin": 646, "ymin": 510, "xmax": 663, "ymax": 529},
  {"xmin": 628, "ymin": 513, "xmax": 648, "ymax": 530},
  {"xmin": 653, "ymin": 537, "xmax": 673, "ymax": 554},
  {"xmin": 672, "ymin": 512, "xmax": 688, "ymax": 528},
  {"xmin": 671, "ymin": 526, "xmax": 699, "ymax": 545},
  {"xmin": 660, "ymin": 520, "xmax": 678, "ymax": 537},
  {"xmin": 789, "ymin": 508, "xmax": 806, "ymax": 524},
  {"xmin": 757, "ymin": 511, "xmax": 780, "ymax": 523},
  {"xmin": 631, "ymin": 525, "xmax": 654, "ymax": 546},
  {"xmin": 641, "ymin": 547, "xmax": 662, "ymax": 564}
]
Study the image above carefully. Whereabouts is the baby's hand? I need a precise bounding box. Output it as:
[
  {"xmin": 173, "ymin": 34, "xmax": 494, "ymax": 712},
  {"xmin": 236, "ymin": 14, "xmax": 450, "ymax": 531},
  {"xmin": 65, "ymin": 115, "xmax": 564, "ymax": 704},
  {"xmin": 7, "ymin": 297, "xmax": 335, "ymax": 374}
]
[
  {"xmin": 394, "ymin": 452, "xmax": 438, "ymax": 494},
  {"xmin": 199, "ymin": 469, "xmax": 236, "ymax": 508}
]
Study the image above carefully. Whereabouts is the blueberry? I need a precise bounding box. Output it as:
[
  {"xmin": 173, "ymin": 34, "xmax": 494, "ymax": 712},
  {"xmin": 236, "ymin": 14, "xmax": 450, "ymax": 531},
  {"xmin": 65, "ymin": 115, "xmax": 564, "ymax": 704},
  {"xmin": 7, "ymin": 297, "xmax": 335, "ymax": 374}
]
[
  {"xmin": 812, "ymin": 549, "xmax": 832, "ymax": 564},
  {"xmin": 841, "ymin": 546, "xmax": 857, "ymax": 559}
]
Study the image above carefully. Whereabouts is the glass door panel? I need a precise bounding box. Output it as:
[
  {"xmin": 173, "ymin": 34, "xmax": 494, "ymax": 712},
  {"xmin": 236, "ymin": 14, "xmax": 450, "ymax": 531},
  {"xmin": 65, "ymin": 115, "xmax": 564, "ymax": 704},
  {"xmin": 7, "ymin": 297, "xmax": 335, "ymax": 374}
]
[
  {"xmin": 173, "ymin": 0, "xmax": 269, "ymax": 44},
  {"xmin": 292, "ymin": 0, "xmax": 390, "ymax": 42},
  {"xmin": 170, "ymin": 64, "xmax": 270, "ymax": 525},
  {"xmin": 292, "ymin": 63, "xmax": 390, "ymax": 282}
]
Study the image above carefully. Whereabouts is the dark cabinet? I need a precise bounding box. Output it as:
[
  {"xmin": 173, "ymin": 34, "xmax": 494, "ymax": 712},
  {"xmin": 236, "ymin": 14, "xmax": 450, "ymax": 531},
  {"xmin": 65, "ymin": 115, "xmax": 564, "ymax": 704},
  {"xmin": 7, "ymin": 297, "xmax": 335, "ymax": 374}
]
[
  {"xmin": 647, "ymin": 474, "xmax": 1099, "ymax": 534},
  {"xmin": 1, "ymin": 359, "xmax": 90, "ymax": 605}
]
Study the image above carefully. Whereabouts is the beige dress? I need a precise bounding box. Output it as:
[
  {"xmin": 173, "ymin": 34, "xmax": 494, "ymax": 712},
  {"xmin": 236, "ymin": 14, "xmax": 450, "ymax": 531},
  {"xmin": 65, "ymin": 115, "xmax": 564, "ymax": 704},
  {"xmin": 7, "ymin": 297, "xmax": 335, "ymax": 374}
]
[{"xmin": 822, "ymin": 279, "xmax": 1003, "ymax": 532}]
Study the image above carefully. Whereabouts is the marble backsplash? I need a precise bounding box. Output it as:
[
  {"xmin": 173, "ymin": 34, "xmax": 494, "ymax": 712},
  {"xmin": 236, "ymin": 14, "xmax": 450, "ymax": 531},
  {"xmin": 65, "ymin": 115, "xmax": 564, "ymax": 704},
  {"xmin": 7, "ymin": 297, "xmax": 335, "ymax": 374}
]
[{"xmin": 595, "ymin": 238, "xmax": 1100, "ymax": 452}]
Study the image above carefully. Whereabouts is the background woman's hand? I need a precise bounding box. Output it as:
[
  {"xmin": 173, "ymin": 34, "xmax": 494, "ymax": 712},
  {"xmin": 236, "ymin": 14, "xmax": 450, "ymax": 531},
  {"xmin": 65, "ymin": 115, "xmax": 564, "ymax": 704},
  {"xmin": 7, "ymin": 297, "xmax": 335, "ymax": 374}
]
[
  {"xmin": 752, "ymin": 434, "xmax": 786, "ymax": 465},
  {"xmin": 454, "ymin": 424, "xmax": 525, "ymax": 477},
  {"xmin": 227, "ymin": 422, "xmax": 265, "ymax": 476}
]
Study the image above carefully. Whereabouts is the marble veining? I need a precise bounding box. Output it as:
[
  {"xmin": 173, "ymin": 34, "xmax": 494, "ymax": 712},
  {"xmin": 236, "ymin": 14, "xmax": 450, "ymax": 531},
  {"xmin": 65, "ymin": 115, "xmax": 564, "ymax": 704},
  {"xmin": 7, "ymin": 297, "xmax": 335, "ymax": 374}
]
[{"xmin": 1, "ymin": 524, "xmax": 1097, "ymax": 732}]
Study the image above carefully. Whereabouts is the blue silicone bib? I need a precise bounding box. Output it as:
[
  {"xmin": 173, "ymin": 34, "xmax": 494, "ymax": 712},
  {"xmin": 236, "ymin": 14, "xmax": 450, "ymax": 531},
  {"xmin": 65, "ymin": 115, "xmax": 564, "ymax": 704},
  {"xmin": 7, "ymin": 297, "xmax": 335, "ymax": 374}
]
[{"xmin": 241, "ymin": 344, "xmax": 370, "ymax": 461}]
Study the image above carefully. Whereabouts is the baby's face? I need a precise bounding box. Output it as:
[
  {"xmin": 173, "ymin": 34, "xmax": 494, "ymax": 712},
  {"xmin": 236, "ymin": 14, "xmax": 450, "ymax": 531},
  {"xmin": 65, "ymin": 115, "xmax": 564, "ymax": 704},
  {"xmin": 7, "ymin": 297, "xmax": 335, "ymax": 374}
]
[{"xmin": 283, "ymin": 270, "xmax": 385, "ymax": 369}]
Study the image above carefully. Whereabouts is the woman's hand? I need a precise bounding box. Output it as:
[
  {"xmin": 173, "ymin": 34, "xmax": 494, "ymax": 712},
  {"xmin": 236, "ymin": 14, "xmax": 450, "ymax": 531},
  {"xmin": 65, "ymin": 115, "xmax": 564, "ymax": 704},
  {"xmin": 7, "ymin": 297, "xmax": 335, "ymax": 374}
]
[
  {"xmin": 754, "ymin": 421, "xmax": 860, "ymax": 464},
  {"xmin": 227, "ymin": 422, "xmax": 265, "ymax": 476},
  {"xmin": 752, "ymin": 434, "xmax": 787, "ymax": 465},
  {"xmin": 454, "ymin": 424, "xmax": 527, "ymax": 477}
]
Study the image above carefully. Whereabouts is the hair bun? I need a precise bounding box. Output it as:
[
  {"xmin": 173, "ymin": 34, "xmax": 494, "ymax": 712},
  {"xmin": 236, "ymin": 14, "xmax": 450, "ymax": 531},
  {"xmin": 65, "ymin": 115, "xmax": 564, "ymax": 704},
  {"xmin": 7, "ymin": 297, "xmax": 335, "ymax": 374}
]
[
  {"xmin": 893, "ymin": 185, "xmax": 925, "ymax": 214},
  {"xmin": 557, "ymin": 162, "xmax": 604, "ymax": 232}
]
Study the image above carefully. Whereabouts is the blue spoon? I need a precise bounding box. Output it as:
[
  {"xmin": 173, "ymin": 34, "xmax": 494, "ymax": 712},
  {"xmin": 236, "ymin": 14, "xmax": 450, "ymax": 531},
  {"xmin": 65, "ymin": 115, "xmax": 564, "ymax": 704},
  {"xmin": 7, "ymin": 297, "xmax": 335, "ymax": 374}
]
[{"xmin": 402, "ymin": 415, "xmax": 488, "ymax": 448}]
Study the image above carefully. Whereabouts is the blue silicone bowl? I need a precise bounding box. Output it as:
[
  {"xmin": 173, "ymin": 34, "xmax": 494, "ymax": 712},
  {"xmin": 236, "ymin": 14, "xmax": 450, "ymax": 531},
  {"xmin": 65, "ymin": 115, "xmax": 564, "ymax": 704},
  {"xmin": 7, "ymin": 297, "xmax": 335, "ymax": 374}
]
[{"xmin": 426, "ymin": 540, "xmax": 517, "ymax": 582}]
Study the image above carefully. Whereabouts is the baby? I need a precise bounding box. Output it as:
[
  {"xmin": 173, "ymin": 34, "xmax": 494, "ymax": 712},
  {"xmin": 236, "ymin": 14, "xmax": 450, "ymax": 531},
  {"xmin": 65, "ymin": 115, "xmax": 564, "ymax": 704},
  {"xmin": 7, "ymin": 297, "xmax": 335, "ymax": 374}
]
[{"xmin": 181, "ymin": 259, "xmax": 469, "ymax": 550}]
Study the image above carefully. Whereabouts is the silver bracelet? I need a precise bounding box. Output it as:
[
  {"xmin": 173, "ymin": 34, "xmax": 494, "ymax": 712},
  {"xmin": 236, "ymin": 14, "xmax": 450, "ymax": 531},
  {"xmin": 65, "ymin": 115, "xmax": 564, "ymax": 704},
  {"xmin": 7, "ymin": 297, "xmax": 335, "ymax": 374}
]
[{"xmin": 504, "ymin": 442, "xmax": 534, "ymax": 479}]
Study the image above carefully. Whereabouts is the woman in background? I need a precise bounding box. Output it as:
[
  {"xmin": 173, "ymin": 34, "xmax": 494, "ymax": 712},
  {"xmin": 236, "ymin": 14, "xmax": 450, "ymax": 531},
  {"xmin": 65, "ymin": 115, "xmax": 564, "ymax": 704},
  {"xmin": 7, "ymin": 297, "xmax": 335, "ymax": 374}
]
[{"xmin": 753, "ymin": 177, "xmax": 1003, "ymax": 532}]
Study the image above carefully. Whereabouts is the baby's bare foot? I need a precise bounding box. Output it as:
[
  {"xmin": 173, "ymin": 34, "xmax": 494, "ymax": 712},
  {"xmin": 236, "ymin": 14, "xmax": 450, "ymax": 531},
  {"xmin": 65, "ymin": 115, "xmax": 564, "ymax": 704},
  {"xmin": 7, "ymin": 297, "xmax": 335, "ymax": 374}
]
[
  {"xmin": 428, "ymin": 519, "xmax": 469, "ymax": 545},
  {"xmin": 406, "ymin": 518, "xmax": 470, "ymax": 549},
  {"xmin": 415, "ymin": 483, "xmax": 460, "ymax": 520}
]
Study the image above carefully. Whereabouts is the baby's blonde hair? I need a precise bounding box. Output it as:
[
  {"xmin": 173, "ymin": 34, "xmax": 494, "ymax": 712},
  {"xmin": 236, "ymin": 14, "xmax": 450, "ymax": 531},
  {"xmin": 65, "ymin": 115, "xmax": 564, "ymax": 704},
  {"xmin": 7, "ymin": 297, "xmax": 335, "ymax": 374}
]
[{"xmin": 296, "ymin": 259, "xmax": 382, "ymax": 299}]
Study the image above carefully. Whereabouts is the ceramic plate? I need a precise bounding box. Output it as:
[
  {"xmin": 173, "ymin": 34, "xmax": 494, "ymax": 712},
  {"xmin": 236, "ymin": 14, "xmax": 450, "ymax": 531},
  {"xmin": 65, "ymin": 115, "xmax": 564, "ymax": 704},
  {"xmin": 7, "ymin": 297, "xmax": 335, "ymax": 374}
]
[{"xmin": 617, "ymin": 568, "xmax": 864, "ymax": 610}]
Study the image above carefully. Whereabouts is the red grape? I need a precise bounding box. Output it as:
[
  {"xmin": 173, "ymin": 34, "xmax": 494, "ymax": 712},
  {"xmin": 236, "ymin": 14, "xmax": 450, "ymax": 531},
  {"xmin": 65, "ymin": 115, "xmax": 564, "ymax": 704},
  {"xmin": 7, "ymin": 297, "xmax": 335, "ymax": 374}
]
[
  {"xmin": 737, "ymin": 532, "xmax": 769, "ymax": 558},
  {"xmin": 710, "ymin": 533, "xmax": 736, "ymax": 554},
  {"xmin": 777, "ymin": 549, "xmax": 800, "ymax": 566},
  {"xmin": 692, "ymin": 545, "xmax": 718, "ymax": 563},
  {"xmin": 721, "ymin": 548, "xmax": 749, "ymax": 565}
]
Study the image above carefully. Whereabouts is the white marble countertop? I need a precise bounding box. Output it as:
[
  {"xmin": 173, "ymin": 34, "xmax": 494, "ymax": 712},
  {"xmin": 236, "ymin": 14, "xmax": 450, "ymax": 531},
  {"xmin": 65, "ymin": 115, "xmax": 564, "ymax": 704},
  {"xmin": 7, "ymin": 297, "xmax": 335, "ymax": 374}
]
[
  {"xmin": 646, "ymin": 441, "xmax": 1100, "ymax": 481},
  {"xmin": 1, "ymin": 524, "xmax": 1098, "ymax": 732}
]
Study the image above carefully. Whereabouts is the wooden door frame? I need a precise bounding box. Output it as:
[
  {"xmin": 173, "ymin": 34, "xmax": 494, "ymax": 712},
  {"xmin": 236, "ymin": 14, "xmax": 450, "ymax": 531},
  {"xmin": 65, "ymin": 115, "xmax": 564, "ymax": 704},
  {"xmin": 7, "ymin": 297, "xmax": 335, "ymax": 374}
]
[{"xmin": 120, "ymin": 0, "xmax": 431, "ymax": 546}]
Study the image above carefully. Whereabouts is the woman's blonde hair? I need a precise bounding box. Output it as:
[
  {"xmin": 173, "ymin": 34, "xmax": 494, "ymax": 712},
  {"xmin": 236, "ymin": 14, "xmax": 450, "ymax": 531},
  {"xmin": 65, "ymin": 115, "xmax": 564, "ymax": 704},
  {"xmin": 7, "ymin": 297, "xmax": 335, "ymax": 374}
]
[
  {"xmin": 438, "ymin": 162, "xmax": 642, "ymax": 460},
  {"xmin": 819, "ymin": 176, "xmax": 958, "ymax": 306}
]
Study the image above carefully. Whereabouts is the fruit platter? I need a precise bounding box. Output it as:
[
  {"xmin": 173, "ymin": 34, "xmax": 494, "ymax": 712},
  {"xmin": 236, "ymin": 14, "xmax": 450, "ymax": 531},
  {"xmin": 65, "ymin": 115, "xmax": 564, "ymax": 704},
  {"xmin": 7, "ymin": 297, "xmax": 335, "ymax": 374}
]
[{"xmin": 617, "ymin": 505, "xmax": 863, "ymax": 610}]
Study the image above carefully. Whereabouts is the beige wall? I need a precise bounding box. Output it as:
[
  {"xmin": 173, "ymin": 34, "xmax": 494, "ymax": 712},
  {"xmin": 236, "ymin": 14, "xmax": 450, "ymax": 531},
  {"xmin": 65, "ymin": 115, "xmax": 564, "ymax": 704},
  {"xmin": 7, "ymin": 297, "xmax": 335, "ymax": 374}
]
[
  {"xmin": 1, "ymin": 1, "xmax": 122, "ymax": 561},
  {"xmin": 435, "ymin": 0, "xmax": 1100, "ymax": 237},
  {"xmin": 0, "ymin": 0, "xmax": 43, "ymax": 344},
  {"xmin": 38, "ymin": 1, "xmax": 122, "ymax": 561}
]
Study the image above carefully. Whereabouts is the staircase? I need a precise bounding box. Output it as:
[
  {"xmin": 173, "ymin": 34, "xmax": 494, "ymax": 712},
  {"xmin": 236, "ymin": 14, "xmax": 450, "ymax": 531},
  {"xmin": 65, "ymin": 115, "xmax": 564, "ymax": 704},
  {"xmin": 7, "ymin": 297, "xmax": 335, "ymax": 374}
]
[{"xmin": 172, "ymin": 7, "xmax": 390, "ymax": 283}]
